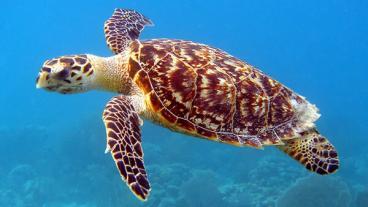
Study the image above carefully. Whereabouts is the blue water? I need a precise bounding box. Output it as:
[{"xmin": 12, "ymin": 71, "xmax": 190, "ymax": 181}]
[{"xmin": 1, "ymin": 0, "xmax": 367, "ymax": 206}]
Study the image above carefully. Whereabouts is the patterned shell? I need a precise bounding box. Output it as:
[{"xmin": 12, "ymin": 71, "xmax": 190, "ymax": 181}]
[{"xmin": 127, "ymin": 39, "xmax": 307, "ymax": 148}]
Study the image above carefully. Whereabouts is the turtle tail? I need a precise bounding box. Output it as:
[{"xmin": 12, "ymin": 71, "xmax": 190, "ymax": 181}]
[{"xmin": 277, "ymin": 129, "xmax": 339, "ymax": 175}]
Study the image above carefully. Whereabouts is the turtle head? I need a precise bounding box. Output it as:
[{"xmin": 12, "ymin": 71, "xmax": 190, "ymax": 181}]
[
  {"xmin": 36, "ymin": 54, "xmax": 96, "ymax": 94},
  {"xmin": 37, "ymin": 54, "xmax": 131, "ymax": 94}
]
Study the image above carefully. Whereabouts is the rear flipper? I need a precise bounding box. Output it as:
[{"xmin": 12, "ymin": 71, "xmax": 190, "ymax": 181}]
[{"xmin": 277, "ymin": 129, "xmax": 339, "ymax": 175}]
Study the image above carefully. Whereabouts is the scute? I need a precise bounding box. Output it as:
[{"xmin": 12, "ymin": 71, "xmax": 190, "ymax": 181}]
[
  {"xmin": 233, "ymin": 78, "xmax": 268, "ymax": 135},
  {"xmin": 188, "ymin": 64, "xmax": 236, "ymax": 132},
  {"xmin": 148, "ymin": 53, "xmax": 196, "ymax": 118},
  {"xmin": 129, "ymin": 39, "xmax": 311, "ymax": 147}
]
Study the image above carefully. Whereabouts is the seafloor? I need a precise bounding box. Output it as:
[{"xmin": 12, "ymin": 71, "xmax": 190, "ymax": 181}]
[
  {"xmin": 1, "ymin": 0, "xmax": 367, "ymax": 206},
  {"xmin": 0, "ymin": 119, "xmax": 366, "ymax": 207}
]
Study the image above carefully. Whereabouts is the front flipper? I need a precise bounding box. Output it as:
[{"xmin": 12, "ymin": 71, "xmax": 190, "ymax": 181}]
[
  {"xmin": 103, "ymin": 95, "xmax": 150, "ymax": 200},
  {"xmin": 277, "ymin": 129, "xmax": 339, "ymax": 175},
  {"xmin": 104, "ymin": 9, "xmax": 153, "ymax": 54}
]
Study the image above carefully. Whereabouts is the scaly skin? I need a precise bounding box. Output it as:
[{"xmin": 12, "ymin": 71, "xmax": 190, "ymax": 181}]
[
  {"xmin": 36, "ymin": 38, "xmax": 339, "ymax": 157},
  {"xmin": 36, "ymin": 8, "xmax": 340, "ymax": 201}
]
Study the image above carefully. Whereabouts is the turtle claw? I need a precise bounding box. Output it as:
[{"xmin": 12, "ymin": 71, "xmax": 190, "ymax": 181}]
[
  {"xmin": 138, "ymin": 117, "xmax": 144, "ymax": 126},
  {"xmin": 104, "ymin": 145, "xmax": 111, "ymax": 154}
]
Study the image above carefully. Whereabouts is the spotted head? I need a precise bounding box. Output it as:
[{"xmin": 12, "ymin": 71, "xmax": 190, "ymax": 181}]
[{"xmin": 36, "ymin": 54, "xmax": 96, "ymax": 94}]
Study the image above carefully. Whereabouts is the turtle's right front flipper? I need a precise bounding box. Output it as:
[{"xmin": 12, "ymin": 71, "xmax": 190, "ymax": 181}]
[
  {"xmin": 103, "ymin": 95, "xmax": 150, "ymax": 201},
  {"xmin": 104, "ymin": 9, "xmax": 153, "ymax": 54}
]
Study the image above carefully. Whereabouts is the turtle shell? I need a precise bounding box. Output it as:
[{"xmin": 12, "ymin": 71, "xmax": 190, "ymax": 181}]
[{"xmin": 127, "ymin": 39, "xmax": 310, "ymax": 147}]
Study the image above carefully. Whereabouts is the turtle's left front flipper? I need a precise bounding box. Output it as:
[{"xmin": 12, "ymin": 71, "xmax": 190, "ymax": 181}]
[{"xmin": 103, "ymin": 95, "xmax": 150, "ymax": 201}]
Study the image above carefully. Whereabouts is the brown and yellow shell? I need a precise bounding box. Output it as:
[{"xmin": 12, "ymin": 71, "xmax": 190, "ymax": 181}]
[{"xmin": 127, "ymin": 39, "xmax": 307, "ymax": 148}]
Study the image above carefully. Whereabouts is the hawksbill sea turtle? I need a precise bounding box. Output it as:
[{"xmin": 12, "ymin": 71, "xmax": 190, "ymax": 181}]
[{"xmin": 35, "ymin": 9, "xmax": 339, "ymax": 201}]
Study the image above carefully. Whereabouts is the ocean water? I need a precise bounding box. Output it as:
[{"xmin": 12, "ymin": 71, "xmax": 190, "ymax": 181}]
[{"xmin": 1, "ymin": 0, "xmax": 367, "ymax": 206}]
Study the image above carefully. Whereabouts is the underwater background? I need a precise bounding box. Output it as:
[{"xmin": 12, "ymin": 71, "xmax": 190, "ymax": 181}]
[{"xmin": 1, "ymin": 0, "xmax": 368, "ymax": 206}]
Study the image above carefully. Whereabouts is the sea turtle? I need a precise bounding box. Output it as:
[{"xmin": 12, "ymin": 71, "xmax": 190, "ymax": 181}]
[{"xmin": 36, "ymin": 8, "xmax": 339, "ymax": 201}]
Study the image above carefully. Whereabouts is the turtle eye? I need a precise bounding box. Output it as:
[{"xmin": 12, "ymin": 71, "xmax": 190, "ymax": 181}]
[
  {"xmin": 54, "ymin": 67, "xmax": 70, "ymax": 80},
  {"xmin": 41, "ymin": 67, "xmax": 51, "ymax": 72}
]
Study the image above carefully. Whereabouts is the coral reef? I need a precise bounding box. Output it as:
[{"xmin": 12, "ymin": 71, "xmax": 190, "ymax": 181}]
[
  {"xmin": 137, "ymin": 164, "xmax": 226, "ymax": 207},
  {"xmin": 221, "ymin": 154, "xmax": 307, "ymax": 207},
  {"xmin": 0, "ymin": 164, "xmax": 55, "ymax": 207},
  {"xmin": 276, "ymin": 176, "xmax": 352, "ymax": 207},
  {"xmin": 355, "ymin": 189, "xmax": 368, "ymax": 207},
  {"xmin": 176, "ymin": 170, "xmax": 227, "ymax": 207},
  {"xmin": 0, "ymin": 123, "xmax": 359, "ymax": 207}
]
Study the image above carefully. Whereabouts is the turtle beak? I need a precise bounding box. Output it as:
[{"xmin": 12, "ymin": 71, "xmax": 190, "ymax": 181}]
[{"xmin": 36, "ymin": 72, "xmax": 49, "ymax": 89}]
